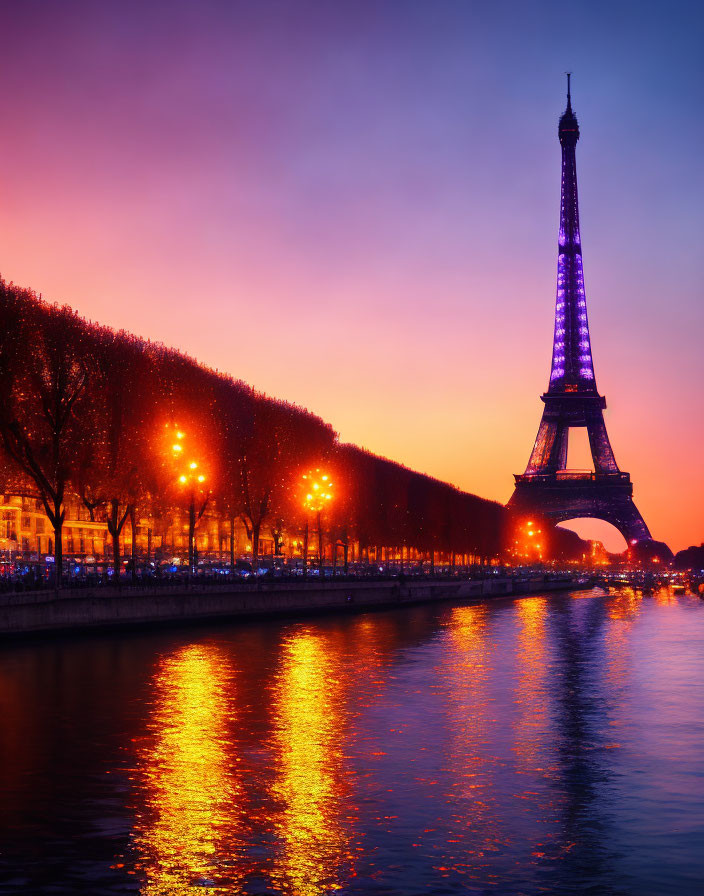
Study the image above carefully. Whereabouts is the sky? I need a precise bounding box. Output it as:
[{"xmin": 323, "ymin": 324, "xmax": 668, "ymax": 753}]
[{"xmin": 0, "ymin": 0, "xmax": 702, "ymax": 553}]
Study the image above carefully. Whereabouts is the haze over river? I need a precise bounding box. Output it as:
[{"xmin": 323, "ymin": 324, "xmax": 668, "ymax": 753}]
[{"xmin": 0, "ymin": 588, "xmax": 702, "ymax": 894}]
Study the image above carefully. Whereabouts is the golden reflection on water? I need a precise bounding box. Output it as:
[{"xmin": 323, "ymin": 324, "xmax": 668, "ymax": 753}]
[
  {"xmin": 514, "ymin": 597, "xmax": 548, "ymax": 765},
  {"xmin": 270, "ymin": 628, "xmax": 353, "ymax": 895},
  {"xmin": 130, "ymin": 644, "xmax": 241, "ymax": 895},
  {"xmin": 654, "ymin": 587, "xmax": 677, "ymax": 605},
  {"xmin": 606, "ymin": 588, "xmax": 642, "ymax": 622},
  {"xmin": 512, "ymin": 597, "xmax": 569, "ymax": 865},
  {"xmin": 439, "ymin": 604, "xmax": 501, "ymax": 874},
  {"xmin": 445, "ymin": 603, "xmax": 491, "ymax": 760},
  {"xmin": 605, "ymin": 588, "xmax": 641, "ymax": 689}
]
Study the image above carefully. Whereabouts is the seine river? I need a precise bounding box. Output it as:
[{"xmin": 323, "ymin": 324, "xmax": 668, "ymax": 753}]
[{"xmin": 0, "ymin": 588, "xmax": 702, "ymax": 895}]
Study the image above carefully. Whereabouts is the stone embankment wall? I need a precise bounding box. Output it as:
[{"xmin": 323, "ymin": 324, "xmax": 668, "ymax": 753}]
[{"xmin": 0, "ymin": 577, "xmax": 586, "ymax": 636}]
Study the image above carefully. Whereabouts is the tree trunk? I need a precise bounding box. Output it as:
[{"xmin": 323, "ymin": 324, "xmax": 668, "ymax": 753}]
[
  {"xmin": 343, "ymin": 541, "xmax": 349, "ymax": 576},
  {"xmin": 53, "ymin": 516, "xmax": 63, "ymax": 591},
  {"xmin": 188, "ymin": 497, "xmax": 196, "ymax": 570},
  {"xmin": 317, "ymin": 512, "xmax": 324, "ymax": 578},
  {"xmin": 129, "ymin": 506, "xmax": 137, "ymax": 582},
  {"xmin": 106, "ymin": 499, "xmax": 124, "ymax": 582},
  {"xmin": 303, "ymin": 520, "xmax": 309, "ymax": 579},
  {"xmin": 252, "ymin": 522, "xmax": 260, "ymax": 572},
  {"xmin": 229, "ymin": 515, "xmax": 235, "ymax": 576},
  {"xmin": 112, "ymin": 528, "xmax": 120, "ymax": 582}
]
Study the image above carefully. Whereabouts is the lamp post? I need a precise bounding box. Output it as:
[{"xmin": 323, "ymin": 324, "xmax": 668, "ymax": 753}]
[
  {"xmin": 301, "ymin": 470, "xmax": 333, "ymax": 579},
  {"xmin": 522, "ymin": 520, "xmax": 543, "ymax": 565},
  {"xmin": 170, "ymin": 428, "xmax": 209, "ymax": 572}
]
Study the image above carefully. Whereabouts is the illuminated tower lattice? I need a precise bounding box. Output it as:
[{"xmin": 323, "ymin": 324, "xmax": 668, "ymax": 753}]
[{"xmin": 509, "ymin": 77, "xmax": 651, "ymax": 544}]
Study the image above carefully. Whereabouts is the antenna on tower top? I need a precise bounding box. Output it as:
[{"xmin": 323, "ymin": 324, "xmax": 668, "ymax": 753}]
[{"xmin": 566, "ymin": 72, "xmax": 572, "ymax": 108}]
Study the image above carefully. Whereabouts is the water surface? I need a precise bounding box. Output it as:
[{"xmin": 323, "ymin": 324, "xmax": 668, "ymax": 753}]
[{"xmin": 0, "ymin": 588, "xmax": 702, "ymax": 894}]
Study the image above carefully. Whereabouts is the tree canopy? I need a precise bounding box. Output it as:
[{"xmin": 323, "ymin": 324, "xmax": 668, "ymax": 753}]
[{"xmin": 0, "ymin": 278, "xmax": 588, "ymax": 573}]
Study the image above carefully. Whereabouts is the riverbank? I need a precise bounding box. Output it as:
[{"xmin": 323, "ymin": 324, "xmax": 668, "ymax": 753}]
[{"xmin": 0, "ymin": 575, "xmax": 593, "ymax": 637}]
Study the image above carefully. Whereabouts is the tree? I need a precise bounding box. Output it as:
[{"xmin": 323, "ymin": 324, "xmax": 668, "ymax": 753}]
[
  {"xmin": 154, "ymin": 355, "xmax": 220, "ymax": 571},
  {"xmin": 237, "ymin": 398, "xmax": 334, "ymax": 570},
  {"xmin": 89, "ymin": 331, "xmax": 159, "ymax": 580},
  {"xmin": 213, "ymin": 378, "xmax": 254, "ymax": 573},
  {"xmin": 0, "ymin": 283, "xmax": 95, "ymax": 587}
]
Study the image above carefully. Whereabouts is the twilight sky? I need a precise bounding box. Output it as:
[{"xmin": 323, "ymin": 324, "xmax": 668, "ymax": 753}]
[{"xmin": 0, "ymin": 0, "xmax": 702, "ymax": 552}]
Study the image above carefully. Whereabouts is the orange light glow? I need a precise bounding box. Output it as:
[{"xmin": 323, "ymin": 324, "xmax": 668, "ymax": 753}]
[{"xmin": 302, "ymin": 469, "xmax": 334, "ymax": 513}]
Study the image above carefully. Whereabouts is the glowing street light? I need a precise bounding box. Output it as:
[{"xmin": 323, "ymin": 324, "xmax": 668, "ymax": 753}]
[
  {"xmin": 302, "ymin": 471, "xmax": 333, "ymax": 513},
  {"xmin": 517, "ymin": 518, "xmax": 543, "ymax": 564},
  {"xmin": 167, "ymin": 425, "xmax": 210, "ymax": 571},
  {"xmin": 301, "ymin": 469, "xmax": 333, "ymax": 576}
]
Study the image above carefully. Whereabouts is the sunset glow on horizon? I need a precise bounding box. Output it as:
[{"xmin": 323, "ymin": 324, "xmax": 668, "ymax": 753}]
[{"xmin": 0, "ymin": 1, "xmax": 701, "ymax": 552}]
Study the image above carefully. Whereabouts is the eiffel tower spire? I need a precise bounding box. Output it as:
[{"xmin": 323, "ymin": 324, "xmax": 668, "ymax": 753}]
[{"xmin": 549, "ymin": 75, "xmax": 596, "ymax": 392}]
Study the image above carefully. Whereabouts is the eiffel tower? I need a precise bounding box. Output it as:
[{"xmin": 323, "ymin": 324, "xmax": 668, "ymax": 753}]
[{"xmin": 509, "ymin": 77, "xmax": 651, "ymax": 545}]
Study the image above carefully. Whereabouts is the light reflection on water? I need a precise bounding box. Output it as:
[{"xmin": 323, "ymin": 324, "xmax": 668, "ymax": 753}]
[
  {"xmin": 129, "ymin": 644, "xmax": 243, "ymax": 894},
  {"xmin": 440, "ymin": 604, "xmax": 502, "ymax": 874},
  {"xmin": 0, "ymin": 588, "xmax": 703, "ymax": 895},
  {"xmin": 270, "ymin": 629, "xmax": 353, "ymax": 894}
]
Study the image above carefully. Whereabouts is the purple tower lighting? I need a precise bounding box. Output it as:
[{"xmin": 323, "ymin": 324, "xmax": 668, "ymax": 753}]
[{"xmin": 550, "ymin": 73, "xmax": 595, "ymax": 389}]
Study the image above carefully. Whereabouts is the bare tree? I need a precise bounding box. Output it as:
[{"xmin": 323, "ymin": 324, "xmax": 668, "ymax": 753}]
[{"xmin": 0, "ymin": 285, "xmax": 95, "ymax": 587}]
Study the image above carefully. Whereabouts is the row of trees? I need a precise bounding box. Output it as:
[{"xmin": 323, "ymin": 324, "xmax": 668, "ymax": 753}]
[{"xmin": 0, "ymin": 280, "xmax": 585, "ymax": 585}]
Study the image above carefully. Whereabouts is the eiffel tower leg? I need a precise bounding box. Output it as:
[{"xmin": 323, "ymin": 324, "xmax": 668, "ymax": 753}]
[
  {"xmin": 551, "ymin": 423, "xmax": 568, "ymax": 470},
  {"xmin": 604, "ymin": 496, "xmax": 652, "ymax": 544},
  {"xmin": 586, "ymin": 409, "xmax": 619, "ymax": 473},
  {"xmin": 526, "ymin": 415, "xmax": 571, "ymax": 474},
  {"xmin": 525, "ymin": 418, "xmax": 557, "ymax": 474}
]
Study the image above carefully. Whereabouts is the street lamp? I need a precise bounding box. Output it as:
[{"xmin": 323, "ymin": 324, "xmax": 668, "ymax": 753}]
[
  {"xmin": 520, "ymin": 519, "xmax": 542, "ymax": 565},
  {"xmin": 168, "ymin": 426, "xmax": 210, "ymax": 572},
  {"xmin": 301, "ymin": 469, "xmax": 333, "ymax": 578}
]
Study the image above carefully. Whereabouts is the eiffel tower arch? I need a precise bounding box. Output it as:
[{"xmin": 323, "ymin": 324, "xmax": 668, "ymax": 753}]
[{"xmin": 509, "ymin": 77, "xmax": 651, "ymax": 546}]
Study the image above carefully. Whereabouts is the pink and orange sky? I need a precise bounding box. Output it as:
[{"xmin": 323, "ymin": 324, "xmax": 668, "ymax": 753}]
[{"xmin": 0, "ymin": 1, "xmax": 702, "ymax": 552}]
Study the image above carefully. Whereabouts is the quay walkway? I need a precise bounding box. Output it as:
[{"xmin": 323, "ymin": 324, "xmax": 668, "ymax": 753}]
[{"xmin": 0, "ymin": 574, "xmax": 592, "ymax": 637}]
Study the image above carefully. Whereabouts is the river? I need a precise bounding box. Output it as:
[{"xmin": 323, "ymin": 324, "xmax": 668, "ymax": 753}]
[{"xmin": 0, "ymin": 588, "xmax": 702, "ymax": 894}]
